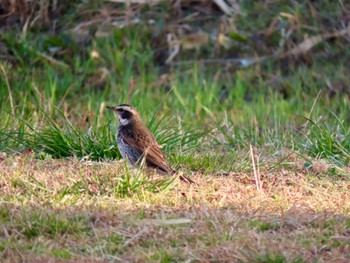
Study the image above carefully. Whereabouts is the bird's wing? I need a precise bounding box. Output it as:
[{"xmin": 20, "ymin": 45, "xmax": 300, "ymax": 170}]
[
  {"xmin": 122, "ymin": 135, "xmax": 172, "ymax": 174},
  {"xmin": 122, "ymin": 134, "xmax": 196, "ymax": 184},
  {"xmin": 144, "ymin": 145, "xmax": 173, "ymax": 174}
]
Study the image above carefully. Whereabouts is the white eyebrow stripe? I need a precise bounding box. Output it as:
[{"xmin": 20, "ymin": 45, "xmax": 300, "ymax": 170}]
[
  {"xmin": 117, "ymin": 106, "xmax": 132, "ymax": 111},
  {"xmin": 116, "ymin": 106, "xmax": 137, "ymax": 114}
]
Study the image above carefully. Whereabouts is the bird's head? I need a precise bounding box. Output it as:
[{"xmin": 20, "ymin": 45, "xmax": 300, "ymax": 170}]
[{"xmin": 107, "ymin": 104, "xmax": 139, "ymax": 126}]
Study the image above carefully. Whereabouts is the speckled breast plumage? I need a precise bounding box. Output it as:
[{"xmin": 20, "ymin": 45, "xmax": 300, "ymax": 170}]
[{"xmin": 117, "ymin": 127, "xmax": 141, "ymax": 164}]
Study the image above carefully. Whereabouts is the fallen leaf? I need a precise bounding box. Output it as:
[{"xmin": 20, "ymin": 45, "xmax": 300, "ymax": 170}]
[
  {"xmin": 20, "ymin": 149, "xmax": 34, "ymax": 158},
  {"xmin": 165, "ymin": 33, "xmax": 180, "ymax": 64},
  {"xmin": 281, "ymin": 25, "xmax": 350, "ymax": 57},
  {"xmin": 180, "ymin": 32, "xmax": 209, "ymax": 50}
]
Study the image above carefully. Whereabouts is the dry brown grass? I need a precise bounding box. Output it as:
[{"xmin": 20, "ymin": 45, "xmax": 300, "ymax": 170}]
[{"xmin": 0, "ymin": 155, "xmax": 349, "ymax": 262}]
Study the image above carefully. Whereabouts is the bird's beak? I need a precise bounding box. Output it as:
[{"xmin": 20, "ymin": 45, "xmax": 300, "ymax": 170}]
[{"xmin": 106, "ymin": 106, "xmax": 115, "ymax": 110}]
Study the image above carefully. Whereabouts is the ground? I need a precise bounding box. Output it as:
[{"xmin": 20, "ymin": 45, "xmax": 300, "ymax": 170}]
[{"xmin": 1, "ymin": 155, "xmax": 349, "ymax": 262}]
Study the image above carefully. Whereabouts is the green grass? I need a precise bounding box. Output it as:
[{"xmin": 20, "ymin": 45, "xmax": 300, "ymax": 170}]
[{"xmin": 0, "ymin": 0, "xmax": 349, "ymax": 261}]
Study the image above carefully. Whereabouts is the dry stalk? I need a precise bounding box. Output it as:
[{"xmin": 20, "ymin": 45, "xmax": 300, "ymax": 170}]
[
  {"xmin": 0, "ymin": 65, "xmax": 15, "ymax": 116},
  {"xmin": 250, "ymin": 144, "xmax": 262, "ymax": 193}
]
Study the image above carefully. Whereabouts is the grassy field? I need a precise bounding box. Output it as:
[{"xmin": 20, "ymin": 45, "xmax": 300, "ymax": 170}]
[{"xmin": 0, "ymin": 1, "xmax": 349, "ymax": 262}]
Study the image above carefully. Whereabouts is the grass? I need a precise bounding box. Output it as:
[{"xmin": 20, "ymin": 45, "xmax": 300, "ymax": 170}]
[
  {"xmin": 0, "ymin": 0, "xmax": 349, "ymax": 261},
  {"xmin": 1, "ymin": 158, "xmax": 349, "ymax": 261}
]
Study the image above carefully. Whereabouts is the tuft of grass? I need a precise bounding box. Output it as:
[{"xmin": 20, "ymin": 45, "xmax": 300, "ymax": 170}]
[
  {"xmin": 3, "ymin": 110, "xmax": 118, "ymax": 160},
  {"xmin": 2, "ymin": 106, "xmax": 205, "ymax": 163},
  {"xmin": 114, "ymin": 162, "xmax": 176, "ymax": 198},
  {"xmin": 14, "ymin": 211, "xmax": 91, "ymax": 239},
  {"xmin": 300, "ymin": 116, "xmax": 350, "ymax": 166},
  {"xmin": 51, "ymin": 248, "xmax": 72, "ymax": 260},
  {"xmin": 254, "ymin": 253, "xmax": 288, "ymax": 263},
  {"xmin": 248, "ymin": 219, "xmax": 280, "ymax": 232}
]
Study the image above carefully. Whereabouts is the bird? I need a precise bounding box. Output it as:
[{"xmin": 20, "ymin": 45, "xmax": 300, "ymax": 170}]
[{"xmin": 107, "ymin": 104, "xmax": 195, "ymax": 184}]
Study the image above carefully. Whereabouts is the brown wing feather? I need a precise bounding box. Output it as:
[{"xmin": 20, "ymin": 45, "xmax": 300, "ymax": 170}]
[{"xmin": 122, "ymin": 134, "xmax": 172, "ymax": 174}]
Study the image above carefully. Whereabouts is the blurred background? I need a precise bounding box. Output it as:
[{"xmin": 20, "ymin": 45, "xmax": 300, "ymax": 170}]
[{"xmin": 0, "ymin": 0, "xmax": 349, "ymax": 169}]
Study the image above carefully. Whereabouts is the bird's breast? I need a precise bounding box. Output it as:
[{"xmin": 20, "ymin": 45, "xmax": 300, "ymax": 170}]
[{"xmin": 117, "ymin": 130, "xmax": 140, "ymax": 164}]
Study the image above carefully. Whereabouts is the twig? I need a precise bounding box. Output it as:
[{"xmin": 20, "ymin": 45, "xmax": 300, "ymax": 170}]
[
  {"xmin": 35, "ymin": 50, "xmax": 70, "ymax": 69},
  {"xmin": 213, "ymin": 0, "xmax": 241, "ymax": 16},
  {"xmin": 300, "ymin": 89, "xmax": 322, "ymax": 130},
  {"xmin": 250, "ymin": 144, "xmax": 262, "ymax": 193},
  {"xmin": 90, "ymin": 221, "xmax": 107, "ymax": 259},
  {"xmin": 308, "ymin": 90, "xmax": 322, "ymax": 120},
  {"xmin": 123, "ymin": 227, "xmax": 148, "ymax": 248},
  {"xmin": 169, "ymin": 56, "xmax": 267, "ymax": 67},
  {"xmin": 0, "ymin": 65, "xmax": 15, "ymax": 115}
]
